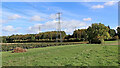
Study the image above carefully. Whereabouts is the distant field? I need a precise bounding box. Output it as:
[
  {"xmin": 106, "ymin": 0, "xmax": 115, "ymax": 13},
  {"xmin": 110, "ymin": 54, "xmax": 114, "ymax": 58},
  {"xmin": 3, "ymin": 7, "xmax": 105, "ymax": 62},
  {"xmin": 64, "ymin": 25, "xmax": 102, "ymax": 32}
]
[
  {"xmin": 104, "ymin": 40, "xmax": 118, "ymax": 45},
  {"xmin": 2, "ymin": 42, "xmax": 118, "ymax": 66}
]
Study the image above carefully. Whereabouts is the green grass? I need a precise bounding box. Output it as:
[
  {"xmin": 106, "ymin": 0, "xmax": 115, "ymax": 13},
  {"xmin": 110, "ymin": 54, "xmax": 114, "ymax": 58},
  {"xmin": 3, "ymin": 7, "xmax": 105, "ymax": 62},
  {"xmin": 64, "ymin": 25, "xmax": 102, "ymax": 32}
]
[
  {"xmin": 104, "ymin": 40, "xmax": 118, "ymax": 44},
  {"xmin": 2, "ymin": 44, "xmax": 118, "ymax": 66}
]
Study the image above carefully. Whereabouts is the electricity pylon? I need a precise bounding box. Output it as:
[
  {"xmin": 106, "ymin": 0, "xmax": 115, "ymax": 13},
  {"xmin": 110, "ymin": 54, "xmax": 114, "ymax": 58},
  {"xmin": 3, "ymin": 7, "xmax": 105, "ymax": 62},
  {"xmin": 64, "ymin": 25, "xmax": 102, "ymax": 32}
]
[
  {"xmin": 38, "ymin": 25, "xmax": 40, "ymax": 33},
  {"xmin": 56, "ymin": 12, "xmax": 62, "ymax": 43}
]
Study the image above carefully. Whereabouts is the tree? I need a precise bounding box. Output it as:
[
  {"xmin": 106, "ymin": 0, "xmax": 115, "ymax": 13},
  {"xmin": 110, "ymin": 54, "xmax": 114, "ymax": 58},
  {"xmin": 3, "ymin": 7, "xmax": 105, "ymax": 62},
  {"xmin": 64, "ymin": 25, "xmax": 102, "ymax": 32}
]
[
  {"xmin": 64, "ymin": 35, "xmax": 73, "ymax": 40},
  {"xmin": 103, "ymin": 32, "xmax": 111, "ymax": 40},
  {"xmin": 109, "ymin": 29, "xmax": 116, "ymax": 38},
  {"xmin": 73, "ymin": 29, "xmax": 87, "ymax": 41},
  {"xmin": 117, "ymin": 27, "xmax": 120, "ymax": 39},
  {"xmin": 31, "ymin": 36, "xmax": 35, "ymax": 41},
  {"xmin": 73, "ymin": 30, "xmax": 81, "ymax": 39},
  {"xmin": 87, "ymin": 23, "xmax": 110, "ymax": 43},
  {"xmin": 113, "ymin": 35, "xmax": 119, "ymax": 40},
  {"xmin": 2, "ymin": 36, "xmax": 7, "ymax": 43}
]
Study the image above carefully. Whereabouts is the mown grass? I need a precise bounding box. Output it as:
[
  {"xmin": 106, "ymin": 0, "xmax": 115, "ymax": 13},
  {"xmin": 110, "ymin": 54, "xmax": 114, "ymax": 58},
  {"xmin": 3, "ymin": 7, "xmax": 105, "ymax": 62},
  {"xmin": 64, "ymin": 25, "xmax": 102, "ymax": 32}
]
[
  {"xmin": 104, "ymin": 40, "xmax": 118, "ymax": 44},
  {"xmin": 2, "ymin": 43, "xmax": 118, "ymax": 66}
]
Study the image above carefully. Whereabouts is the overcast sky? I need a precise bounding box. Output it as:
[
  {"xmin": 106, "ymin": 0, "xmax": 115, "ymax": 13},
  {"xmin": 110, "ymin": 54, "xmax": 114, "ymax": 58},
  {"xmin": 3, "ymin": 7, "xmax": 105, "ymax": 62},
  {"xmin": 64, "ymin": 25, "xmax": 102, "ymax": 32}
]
[{"xmin": 1, "ymin": 1, "xmax": 118, "ymax": 36}]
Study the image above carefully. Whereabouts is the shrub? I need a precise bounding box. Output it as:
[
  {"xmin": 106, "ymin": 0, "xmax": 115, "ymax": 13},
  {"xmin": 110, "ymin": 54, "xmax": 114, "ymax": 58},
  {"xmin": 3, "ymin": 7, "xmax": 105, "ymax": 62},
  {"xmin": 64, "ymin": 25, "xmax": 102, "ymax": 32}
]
[
  {"xmin": 113, "ymin": 35, "xmax": 119, "ymax": 40},
  {"xmin": 90, "ymin": 38, "xmax": 101, "ymax": 44},
  {"xmin": 2, "ymin": 42, "xmax": 85, "ymax": 51},
  {"xmin": 12, "ymin": 47, "xmax": 27, "ymax": 53}
]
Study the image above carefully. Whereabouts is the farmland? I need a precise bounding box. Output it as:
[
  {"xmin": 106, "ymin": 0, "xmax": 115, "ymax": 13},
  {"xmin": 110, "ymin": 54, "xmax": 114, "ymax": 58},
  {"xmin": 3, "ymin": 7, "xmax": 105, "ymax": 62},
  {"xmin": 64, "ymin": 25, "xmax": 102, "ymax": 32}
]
[
  {"xmin": 2, "ymin": 41, "xmax": 119, "ymax": 66},
  {"xmin": 1, "ymin": 1, "xmax": 119, "ymax": 67}
]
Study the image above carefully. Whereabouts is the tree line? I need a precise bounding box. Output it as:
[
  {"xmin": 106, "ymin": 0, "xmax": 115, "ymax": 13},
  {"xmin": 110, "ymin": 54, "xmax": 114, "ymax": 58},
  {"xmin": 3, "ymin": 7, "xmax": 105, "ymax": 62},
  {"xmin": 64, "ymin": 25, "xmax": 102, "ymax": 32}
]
[{"xmin": 2, "ymin": 23, "xmax": 120, "ymax": 43}]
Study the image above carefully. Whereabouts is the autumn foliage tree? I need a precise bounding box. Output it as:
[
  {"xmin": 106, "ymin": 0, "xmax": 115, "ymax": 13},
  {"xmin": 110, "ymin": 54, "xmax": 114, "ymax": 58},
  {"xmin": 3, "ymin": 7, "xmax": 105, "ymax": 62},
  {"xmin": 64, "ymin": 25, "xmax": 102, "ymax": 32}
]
[
  {"xmin": 1, "ymin": 23, "xmax": 119, "ymax": 43},
  {"xmin": 2, "ymin": 31, "xmax": 66, "ymax": 43},
  {"xmin": 73, "ymin": 29, "xmax": 87, "ymax": 41},
  {"xmin": 87, "ymin": 23, "xmax": 110, "ymax": 43}
]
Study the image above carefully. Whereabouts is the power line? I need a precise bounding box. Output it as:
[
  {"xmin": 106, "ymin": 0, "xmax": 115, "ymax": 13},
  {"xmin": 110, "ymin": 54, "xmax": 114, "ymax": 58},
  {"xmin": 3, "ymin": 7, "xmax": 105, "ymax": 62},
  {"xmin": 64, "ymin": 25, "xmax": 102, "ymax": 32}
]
[
  {"xmin": 24, "ymin": 2, "xmax": 60, "ymax": 34},
  {"xmin": 25, "ymin": 2, "xmax": 42, "ymax": 11},
  {"xmin": 2, "ymin": 4, "xmax": 65, "ymax": 39},
  {"xmin": 2, "ymin": 5, "xmax": 31, "ymax": 16},
  {"xmin": 24, "ymin": 2, "xmax": 52, "ymax": 20},
  {"xmin": 56, "ymin": 12, "xmax": 62, "ymax": 43}
]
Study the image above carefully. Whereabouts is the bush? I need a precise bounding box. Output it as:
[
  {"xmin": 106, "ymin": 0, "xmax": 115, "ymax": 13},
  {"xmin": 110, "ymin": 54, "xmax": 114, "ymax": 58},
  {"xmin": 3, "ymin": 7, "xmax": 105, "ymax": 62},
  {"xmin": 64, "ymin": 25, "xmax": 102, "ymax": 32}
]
[
  {"xmin": 2, "ymin": 42, "xmax": 85, "ymax": 51},
  {"xmin": 90, "ymin": 38, "xmax": 101, "ymax": 44},
  {"xmin": 113, "ymin": 35, "xmax": 119, "ymax": 40},
  {"xmin": 12, "ymin": 47, "xmax": 27, "ymax": 53},
  {"xmin": 91, "ymin": 40, "xmax": 101, "ymax": 44}
]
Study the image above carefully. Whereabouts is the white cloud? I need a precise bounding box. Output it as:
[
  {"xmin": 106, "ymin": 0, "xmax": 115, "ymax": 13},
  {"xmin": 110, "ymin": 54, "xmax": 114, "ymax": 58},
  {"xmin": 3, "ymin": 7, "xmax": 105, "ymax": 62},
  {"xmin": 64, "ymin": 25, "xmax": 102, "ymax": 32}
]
[
  {"xmin": 30, "ymin": 15, "xmax": 45, "ymax": 21},
  {"xmin": 91, "ymin": 5, "xmax": 104, "ymax": 9},
  {"xmin": 112, "ymin": 26, "xmax": 118, "ymax": 29},
  {"xmin": 44, "ymin": 20, "xmax": 57, "ymax": 29},
  {"xmin": 91, "ymin": 1, "xmax": 116, "ymax": 9},
  {"xmin": 62, "ymin": 20, "xmax": 87, "ymax": 34},
  {"xmin": 8, "ymin": 14, "xmax": 22, "ymax": 20},
  {"xmin": 64, "ymin": 28, "xmax": 74, "ymax": 35},
  {"xmin": 28, "ymin": 24, "xmax": 43, "ymax": 33},
  {"xmin": 83, "ymin": 18, "xmax": 92, "ymax": 21},
  {"xmin": 27, "ymin": 20, "xmax": 88, "ymax": 34},
  {"xmin": 62, "ymin": 20, "xmax": 87, "ymax": 29},
  {"xmin": 2, "ymin": 25, "xmax": 20, "ymax": 32},
  {"xmin": 1, "ymin": 14, "xmax": 22, "ymax": 24},
  {"xmin": 27, "ymin": 20, "xmax": 57, "ymax": 33},
  {"xmin": 111, "ymin": 26, "xmax": 118, "ymax": 33},
  {"xmin": 0, "ymin": 19, "xmax": 8, "ymax": 23},
  {"xmin": 49, "ymin": 14, "xmax": 58, "ymax": 19},
  {"xmin": 104, "ymin": 1, "xmax": 116, "ymax": 6}
]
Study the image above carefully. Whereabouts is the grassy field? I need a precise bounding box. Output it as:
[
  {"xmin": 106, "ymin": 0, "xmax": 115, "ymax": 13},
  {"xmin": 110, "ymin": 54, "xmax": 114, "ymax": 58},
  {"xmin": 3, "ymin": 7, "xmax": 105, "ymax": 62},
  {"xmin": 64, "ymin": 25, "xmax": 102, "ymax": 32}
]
[
  {"xmin": 104, "ymin": 40, "xmax": 118, "ymax": 45},
  {"xmin": 2, "ymin": 41, "xmax": 118, "ymax": 66}
]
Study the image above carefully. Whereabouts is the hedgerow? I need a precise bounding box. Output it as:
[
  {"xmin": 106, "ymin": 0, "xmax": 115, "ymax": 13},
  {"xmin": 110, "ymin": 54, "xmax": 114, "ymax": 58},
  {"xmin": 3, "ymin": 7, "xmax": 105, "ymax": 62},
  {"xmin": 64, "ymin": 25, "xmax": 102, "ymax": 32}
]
[{"xmin": 2, "ymin": 42, "xmax": 88, "ymax": 51}]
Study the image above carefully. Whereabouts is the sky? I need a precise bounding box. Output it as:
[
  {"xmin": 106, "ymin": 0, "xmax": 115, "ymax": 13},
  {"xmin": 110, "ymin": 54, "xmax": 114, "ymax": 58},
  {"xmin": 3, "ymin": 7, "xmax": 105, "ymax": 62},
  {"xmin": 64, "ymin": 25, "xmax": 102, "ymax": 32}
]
[{"xmin": 1, "ymin": 1, "xmax": 118, "ymax": 36}]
